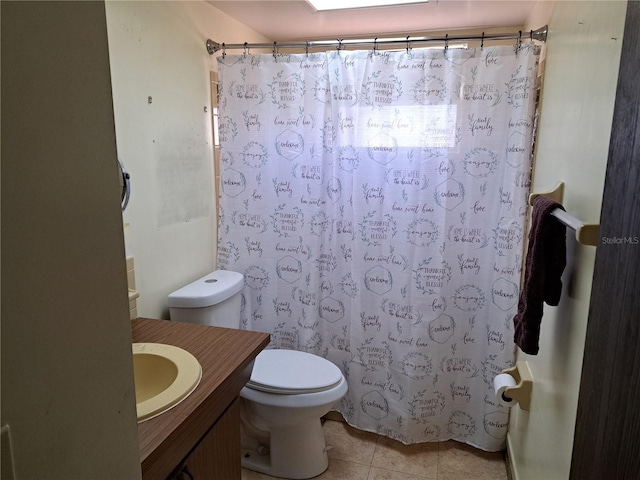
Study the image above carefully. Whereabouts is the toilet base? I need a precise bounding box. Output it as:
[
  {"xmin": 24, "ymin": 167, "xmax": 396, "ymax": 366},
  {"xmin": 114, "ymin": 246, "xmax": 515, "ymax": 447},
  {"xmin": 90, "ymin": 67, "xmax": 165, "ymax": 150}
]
[{"xmin": 241, "ymin": 418, "xmax": 329, "ymax": 479}]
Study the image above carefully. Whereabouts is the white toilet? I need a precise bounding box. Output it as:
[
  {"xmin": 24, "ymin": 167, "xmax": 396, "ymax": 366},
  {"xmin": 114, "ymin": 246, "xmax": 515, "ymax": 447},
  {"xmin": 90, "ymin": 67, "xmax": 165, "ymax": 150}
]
[{"xmin": 168, "ymin": 270, "xmax": 348, "ymax": 480}]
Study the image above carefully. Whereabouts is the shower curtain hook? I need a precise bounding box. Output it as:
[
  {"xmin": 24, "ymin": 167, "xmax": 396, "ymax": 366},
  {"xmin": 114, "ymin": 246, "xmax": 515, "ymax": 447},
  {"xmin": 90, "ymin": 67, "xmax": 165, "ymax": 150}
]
[
  {"xmin": 305, "ymin": 41, "xmax": 309, "ymax": 56},
  {"xmin": 373, "ymin": 37, "xmax": 378, "ymax": 55},
  {"xmin": 273, "ymin": 41, "xmax": 278, "ymax": 61},
  {"xmin": 337, "ymin": 38, "xmax": 343, "ymax": 51},
  {"xmin": 222, "ymin": 43, "xmax": 226, "ymax": 59},
  {"xmin": 444, "ymin": 34, "xmax": 449, "ymax": 58},
  {"xmin": 406, "ymin": 36, "xmax": 411, "ymax": 54},
  {"xmin": 515, "ymin": 30, "xmax": 522, "ymax": 55},
  {"xmin": 481, "ymin": 32, "xmax": 485, "ymax": 51}
]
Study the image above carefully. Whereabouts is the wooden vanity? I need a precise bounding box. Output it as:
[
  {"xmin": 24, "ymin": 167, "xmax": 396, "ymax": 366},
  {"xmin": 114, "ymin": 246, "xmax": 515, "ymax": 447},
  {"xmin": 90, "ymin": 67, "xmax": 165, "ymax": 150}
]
[{"xmin": 132, "ymin": 318, "xmax": 270, "ymax": 480}]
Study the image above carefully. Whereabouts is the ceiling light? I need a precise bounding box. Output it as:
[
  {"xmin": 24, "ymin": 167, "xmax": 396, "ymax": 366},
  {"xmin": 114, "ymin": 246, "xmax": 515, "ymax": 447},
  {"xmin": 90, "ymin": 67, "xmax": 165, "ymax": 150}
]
[{"xmin": 306, "ymin": 0, "xmax": 428, "ymax": 12}]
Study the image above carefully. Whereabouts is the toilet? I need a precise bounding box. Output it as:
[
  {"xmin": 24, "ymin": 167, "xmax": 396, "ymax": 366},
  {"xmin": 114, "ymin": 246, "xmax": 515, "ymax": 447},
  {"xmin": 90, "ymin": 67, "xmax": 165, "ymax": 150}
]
[{"xmin": 168, "ymin": 270, "xmax": 348, "ymax": 480}]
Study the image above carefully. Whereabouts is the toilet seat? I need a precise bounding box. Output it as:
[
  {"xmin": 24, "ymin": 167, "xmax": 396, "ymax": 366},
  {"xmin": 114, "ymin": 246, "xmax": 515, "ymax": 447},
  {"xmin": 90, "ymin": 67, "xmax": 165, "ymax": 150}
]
[{"xmin": 247, "ymin": 349, "xmax": 343, "ymax": 394}]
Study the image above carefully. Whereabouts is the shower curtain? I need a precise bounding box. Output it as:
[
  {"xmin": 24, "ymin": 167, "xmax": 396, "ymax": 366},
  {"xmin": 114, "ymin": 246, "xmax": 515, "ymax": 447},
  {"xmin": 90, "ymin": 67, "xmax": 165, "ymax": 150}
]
[{"xmin": 216, "ymin": 43, "xmax": 539, "ymax": 451}]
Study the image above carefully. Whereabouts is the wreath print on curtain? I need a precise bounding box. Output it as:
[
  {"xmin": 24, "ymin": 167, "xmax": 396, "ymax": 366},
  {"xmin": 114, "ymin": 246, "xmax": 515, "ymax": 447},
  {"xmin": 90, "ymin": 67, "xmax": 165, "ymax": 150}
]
[{"xmin": 217, "ymin": 43, "xmax": 540, "ymax": 451}]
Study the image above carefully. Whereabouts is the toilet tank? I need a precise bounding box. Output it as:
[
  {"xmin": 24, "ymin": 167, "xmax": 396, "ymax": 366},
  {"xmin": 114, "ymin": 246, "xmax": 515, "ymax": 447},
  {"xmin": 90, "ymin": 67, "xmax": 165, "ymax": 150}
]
[{"xmin": 168, "ymin": 270, "xmax": 244, "ymax": 329}]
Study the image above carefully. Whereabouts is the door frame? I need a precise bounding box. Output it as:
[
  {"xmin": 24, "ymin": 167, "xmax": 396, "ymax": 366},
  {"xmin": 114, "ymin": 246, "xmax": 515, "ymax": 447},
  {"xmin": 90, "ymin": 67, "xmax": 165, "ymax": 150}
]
[{"xmin": 570, "ymin": 2, "xmax": 640, "ymax": 478}]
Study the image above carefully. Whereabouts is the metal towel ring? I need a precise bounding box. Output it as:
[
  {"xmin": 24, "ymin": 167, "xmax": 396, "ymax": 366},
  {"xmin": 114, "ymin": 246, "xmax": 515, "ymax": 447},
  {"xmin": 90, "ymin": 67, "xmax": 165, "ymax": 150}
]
[{"xmin": 118, "ymin": 158, "xmax": 131, "ymax": 212}]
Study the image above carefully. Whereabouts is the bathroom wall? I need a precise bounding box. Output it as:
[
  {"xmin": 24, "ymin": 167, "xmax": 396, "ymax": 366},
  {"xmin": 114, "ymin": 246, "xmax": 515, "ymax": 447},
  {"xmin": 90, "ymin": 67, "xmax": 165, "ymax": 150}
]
[
  {"xmin": 1, "ymin": 2, "xmax": 141, "ymax": 478},
  {"xmin": 99, "ymin": 1, "xmax": 627, "ymax": 476},
  {"xmin": 105, "ymin": 1, "xmax": 270, "ymax": 319},
  {"xmin": 507, "ymin": 2, "xmax": 628, "ymax": 479}
]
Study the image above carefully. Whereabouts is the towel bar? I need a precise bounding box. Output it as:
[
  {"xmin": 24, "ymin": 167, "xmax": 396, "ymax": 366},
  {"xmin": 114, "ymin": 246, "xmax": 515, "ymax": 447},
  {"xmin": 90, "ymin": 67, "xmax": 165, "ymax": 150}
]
[{"xmin": 528, "ymin": 182, "xmax": 599, "ymax": 246}]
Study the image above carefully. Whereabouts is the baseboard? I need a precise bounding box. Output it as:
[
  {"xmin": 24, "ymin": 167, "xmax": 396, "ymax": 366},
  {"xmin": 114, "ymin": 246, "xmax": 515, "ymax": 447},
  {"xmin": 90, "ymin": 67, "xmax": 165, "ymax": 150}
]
[{"xmin": 506, "ymin": 432, "xmax": 519, "ymax": 480}]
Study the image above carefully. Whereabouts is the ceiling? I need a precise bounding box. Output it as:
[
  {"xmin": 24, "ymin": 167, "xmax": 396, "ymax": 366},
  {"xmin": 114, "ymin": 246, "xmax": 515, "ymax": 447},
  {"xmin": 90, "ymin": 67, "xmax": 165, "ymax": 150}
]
[{"xmin": 207, "ymin": 0, "xmax": 538, "ymax": 42}]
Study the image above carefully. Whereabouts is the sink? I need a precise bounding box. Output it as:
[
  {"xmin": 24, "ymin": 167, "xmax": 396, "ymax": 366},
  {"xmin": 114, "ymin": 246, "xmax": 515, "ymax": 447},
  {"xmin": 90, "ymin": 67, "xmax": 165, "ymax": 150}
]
[{"xmin": 132, "ymin": 343, "xmax": 202, "ymax": 423}]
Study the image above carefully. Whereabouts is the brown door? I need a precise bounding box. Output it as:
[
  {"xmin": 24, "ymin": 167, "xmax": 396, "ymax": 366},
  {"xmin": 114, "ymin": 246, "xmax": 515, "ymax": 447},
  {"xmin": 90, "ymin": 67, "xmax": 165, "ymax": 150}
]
[{"xmin": 570, "ymin": 3, "xmax": 640, "ymax": 479}]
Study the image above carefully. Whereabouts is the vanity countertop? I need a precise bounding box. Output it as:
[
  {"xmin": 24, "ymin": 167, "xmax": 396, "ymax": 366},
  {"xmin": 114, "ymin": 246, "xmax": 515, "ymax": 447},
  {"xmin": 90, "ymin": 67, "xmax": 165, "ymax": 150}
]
[{"xmin": 132, "ymin": 317, "xmax": 270, "ymax": 480}]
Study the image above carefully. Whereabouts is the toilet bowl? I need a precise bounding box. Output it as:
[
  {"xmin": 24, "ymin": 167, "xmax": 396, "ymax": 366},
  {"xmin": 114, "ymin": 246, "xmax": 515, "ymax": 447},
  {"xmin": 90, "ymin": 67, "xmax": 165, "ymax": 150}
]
[
  {"xmin": 240, "ymin": 349, "xmax": 348, "ymax": 479},
  {"xmin": 168, "ymin": 270, "xmax": 348, "ymax": 479}
]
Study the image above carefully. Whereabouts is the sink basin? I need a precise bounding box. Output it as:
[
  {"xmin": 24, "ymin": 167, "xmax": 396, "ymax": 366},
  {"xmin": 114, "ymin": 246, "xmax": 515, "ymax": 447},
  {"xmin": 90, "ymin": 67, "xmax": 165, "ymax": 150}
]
[{"xmin": 132, "ymin": 343, "xmax": 202, "ymax": 423}]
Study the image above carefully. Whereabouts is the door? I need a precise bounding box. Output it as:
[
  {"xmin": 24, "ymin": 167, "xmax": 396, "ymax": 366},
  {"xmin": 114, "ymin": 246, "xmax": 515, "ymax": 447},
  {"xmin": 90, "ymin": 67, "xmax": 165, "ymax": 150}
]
[{"xmin": 570, "ymin": 2, "xmax": 640, "ymax": 479}]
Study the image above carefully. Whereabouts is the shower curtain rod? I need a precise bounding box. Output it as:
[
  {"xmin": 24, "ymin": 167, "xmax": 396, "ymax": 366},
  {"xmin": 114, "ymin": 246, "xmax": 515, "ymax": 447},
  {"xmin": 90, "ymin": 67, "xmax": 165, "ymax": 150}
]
[{"xmin": 206, "ymin": 25, "xmax": 547, "ymax": 55}]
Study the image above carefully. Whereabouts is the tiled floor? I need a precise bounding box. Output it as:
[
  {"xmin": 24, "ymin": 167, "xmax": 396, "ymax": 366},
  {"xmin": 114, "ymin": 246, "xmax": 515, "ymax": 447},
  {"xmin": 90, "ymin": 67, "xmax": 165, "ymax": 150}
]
[{"xmin": 241, "ymin": 419, "xmax": 509, "ymax": 480}]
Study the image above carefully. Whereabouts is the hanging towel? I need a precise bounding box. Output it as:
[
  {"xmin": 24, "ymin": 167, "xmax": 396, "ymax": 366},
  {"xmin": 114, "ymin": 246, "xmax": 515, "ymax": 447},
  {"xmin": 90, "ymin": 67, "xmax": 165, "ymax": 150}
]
[{"xmin": 514, "ymin": 196, "xmax": 567, "ymax": 355}]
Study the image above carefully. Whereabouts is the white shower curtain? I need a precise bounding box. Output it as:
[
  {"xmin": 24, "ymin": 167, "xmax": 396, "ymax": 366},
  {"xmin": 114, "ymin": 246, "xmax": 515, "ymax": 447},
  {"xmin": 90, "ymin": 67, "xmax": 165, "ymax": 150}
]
[{"xmin": 217, "ymin": 43, "xmax": 539, "ymax": 451}]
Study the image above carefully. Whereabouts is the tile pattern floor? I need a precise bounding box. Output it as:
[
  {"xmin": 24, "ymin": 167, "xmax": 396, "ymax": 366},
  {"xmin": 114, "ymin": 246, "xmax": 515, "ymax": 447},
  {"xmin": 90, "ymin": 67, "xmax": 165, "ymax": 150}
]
[{"xmin": 241, "ymin": 419, "xmax": 509, "ymax": 480}]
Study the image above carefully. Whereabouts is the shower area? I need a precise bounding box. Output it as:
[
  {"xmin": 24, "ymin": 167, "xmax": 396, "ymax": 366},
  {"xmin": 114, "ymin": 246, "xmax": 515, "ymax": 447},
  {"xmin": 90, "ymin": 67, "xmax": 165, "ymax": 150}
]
[{"xmin": 213, "ymin": 31, "xmax": 543, "ymax": 452}]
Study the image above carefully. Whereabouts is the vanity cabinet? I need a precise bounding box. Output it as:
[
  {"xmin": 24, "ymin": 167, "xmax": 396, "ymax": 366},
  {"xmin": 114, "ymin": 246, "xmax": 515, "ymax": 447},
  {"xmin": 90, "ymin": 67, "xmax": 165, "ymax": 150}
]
[
  {"xmin": 132, "ymin": 318, "xmax": 269, "ymax": 480},
  {"xmin": 172, "ymin": 399, "xmax": 241, "ymax": 480}
]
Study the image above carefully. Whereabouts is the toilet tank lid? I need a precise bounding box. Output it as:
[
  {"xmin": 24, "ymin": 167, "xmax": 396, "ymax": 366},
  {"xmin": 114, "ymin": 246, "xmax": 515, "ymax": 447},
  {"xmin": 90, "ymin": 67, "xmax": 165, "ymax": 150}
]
[{"xmin": 168, "ymin": 270, "xmax": 244, "ymax": 308}]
